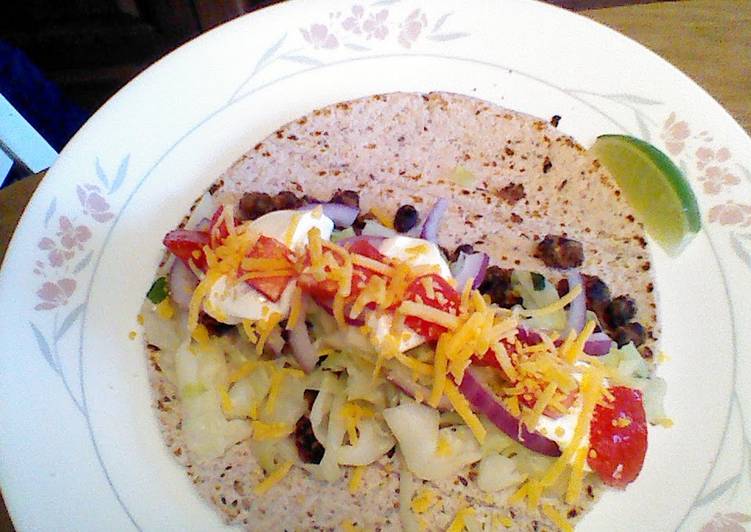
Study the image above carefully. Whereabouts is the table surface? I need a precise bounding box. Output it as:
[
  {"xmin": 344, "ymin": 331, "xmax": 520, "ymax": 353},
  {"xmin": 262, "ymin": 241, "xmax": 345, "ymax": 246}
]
[{"xmin": 1, "ymin": 0, "xmax": 749, "ymax": 529}]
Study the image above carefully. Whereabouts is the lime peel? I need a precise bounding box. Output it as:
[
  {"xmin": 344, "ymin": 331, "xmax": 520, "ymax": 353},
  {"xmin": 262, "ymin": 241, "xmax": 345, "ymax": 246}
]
[{"xmin": 591, "ymin": 134, "xmax": 701, "ymax": 256}]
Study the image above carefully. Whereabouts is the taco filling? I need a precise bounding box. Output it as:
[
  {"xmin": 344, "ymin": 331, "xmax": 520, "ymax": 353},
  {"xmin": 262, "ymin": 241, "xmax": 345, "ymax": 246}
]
[{"xmin": 141, "ymin": 92, "xmax": 668, "ymax": 531}]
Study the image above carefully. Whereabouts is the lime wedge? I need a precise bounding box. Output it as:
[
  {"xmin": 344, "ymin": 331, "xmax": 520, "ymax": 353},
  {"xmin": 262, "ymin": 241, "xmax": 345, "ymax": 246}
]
[{"xmin": 591, "ymin": 134, "xmax": 701, "ymax": 256}]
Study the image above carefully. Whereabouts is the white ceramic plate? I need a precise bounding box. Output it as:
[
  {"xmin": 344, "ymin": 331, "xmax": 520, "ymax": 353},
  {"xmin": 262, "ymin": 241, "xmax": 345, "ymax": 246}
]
[{"xmin": 1, "ymin": 1, "xmax": 750, "ymax": 530}]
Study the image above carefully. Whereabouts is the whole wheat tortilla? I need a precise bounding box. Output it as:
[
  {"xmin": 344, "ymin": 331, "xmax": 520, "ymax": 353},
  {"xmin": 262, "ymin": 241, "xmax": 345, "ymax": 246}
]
[{"xmin": 147, "ymin": 92, "xmax": 657, "ymax": 530}]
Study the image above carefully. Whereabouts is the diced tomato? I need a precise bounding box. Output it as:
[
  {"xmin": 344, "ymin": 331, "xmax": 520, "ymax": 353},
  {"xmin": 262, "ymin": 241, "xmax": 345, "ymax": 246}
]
[
  {"xmin": 208, "ymin": 205, "xmax": 240, "ymax": 247},
  {"xmin": 298, "ymin": 240, "xmax": 387, "ymax": 303},
  {"xmin": 242, "ymin": 235, "xmax": 295, "ymax": 302},
  {"xmin": 163, "ymin": 229, "xmax": 210, "ymax": 270},
  {"xmin": 298, "ymin": 274, "xmax": 339, "ymax": 300},
  {"xmin": 588, "ymin": 386, "xmax": 648, "ymax": 488},
  {"xmin": 344, "ymin": 239, "xmax": 386, "ymax": 262},
  {"xmin": 402, "ymin": 274, "xmax": 460, "ymax": 342}
]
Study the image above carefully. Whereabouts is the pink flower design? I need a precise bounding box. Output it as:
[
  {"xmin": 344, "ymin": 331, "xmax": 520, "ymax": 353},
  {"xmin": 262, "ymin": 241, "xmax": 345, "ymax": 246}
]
[
  {"xmin": 77, "ymin": 184, "xmax": 114, "ymax": 223},
  {"xmin": 363, "ymin": 10, "xmax": 389, "ymax": 40},
  {"xmin": 38, "ymin": 236, "xmax": 73, "ymax": 267},
  {"xmin": 342, "ymin": 5, "xmax": 365, "ymax": 34},
  {"xmin": 57, "ymin": 216, "xmax": 91, "ymax": 250},
  {"xmin": 696, "ymin": 146, "xmax": 732, "ymax": 170},
  {"xmin": 708, "ymin": 201, "xmax": 751, "ymax": 227},
  {"xmin": 398, "ymin": 9, "xmax": 428, "ymax": 48},
  {"xmin": 695, "ymin": 147, "xmax": 739, "ymax": 195},
  {"xmin": 700, "ymin": 512, "xmax": 751, "ymax": 532},
  {"xmin": 35, "ymin": 278, "xmax": 76, "ymax": 310},
  {"xmin": 301, "ymin": 24, "xmax": 339, "ymax": 49},
  {"xmin": 660, "ymin": 112, "xmax": 690, "ymax": 155}
]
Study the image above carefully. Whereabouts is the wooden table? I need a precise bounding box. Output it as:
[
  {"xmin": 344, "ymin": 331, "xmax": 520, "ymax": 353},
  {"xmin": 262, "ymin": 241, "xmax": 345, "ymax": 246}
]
[{"xmin": 0, "ymin": 0, "xmax": 749, "ymax": 529}]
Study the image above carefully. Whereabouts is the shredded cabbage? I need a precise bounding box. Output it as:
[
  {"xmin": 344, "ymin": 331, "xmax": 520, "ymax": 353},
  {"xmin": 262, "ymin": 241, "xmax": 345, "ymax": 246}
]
[
  {"xmin": 513, "ymin": 271, "xmax": 567, "ymax": 331},
  {"xmin": 477, "ymin": 454, "xmax": 522, "ymax": 492},
  {"xmin": 174, "ymin": 340, "xmax": 251, "ymax": 461},
  {"xmin": 227, "ymin": 367, "xmax": 271, "ymax": 420},
  {"xmin": 141, "ymin": 301, "xmax": 184, "ymax": 354},
  {"xmin": 337, "ymin": 417, "xmax": 395, "ymax": 465},
  {"xmin": 383, "ymin": 401, "xmax": 481, "ymax": 481}
]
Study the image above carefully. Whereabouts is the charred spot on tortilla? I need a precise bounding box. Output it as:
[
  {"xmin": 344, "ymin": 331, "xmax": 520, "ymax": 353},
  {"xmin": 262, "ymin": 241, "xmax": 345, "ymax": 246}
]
[
  {"xmin": 497, "ymin": 182, "xmax": 526, "ymax": 205},
  {"xmin": 542, "ymin": 156, "xmax": 553, "ymax": 174}
]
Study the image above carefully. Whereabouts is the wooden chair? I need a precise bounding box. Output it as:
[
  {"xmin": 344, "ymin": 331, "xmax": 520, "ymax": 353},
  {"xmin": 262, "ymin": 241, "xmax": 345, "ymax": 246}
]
[{"xmin": 0, "ymin": 93, "xmax": 57, "ymax": 187}]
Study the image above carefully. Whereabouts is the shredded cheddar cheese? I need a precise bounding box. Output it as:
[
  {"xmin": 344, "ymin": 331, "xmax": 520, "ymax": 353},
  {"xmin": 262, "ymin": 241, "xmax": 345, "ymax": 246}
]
[
  {"xmin": 429, "ymin": 335, "xmax": 449, "ymax": 408},
  {"xmin": 220, "ymin": 386, "xmax": 233, "ymax": 414},
  {"xmin": 370, "ymin": 206, "xmax": 393, "ymax": 229},
  {"xmin": 348, "ymin": 465, "xmax": 365, "ymax": 494},
  {"xmin": 253, "ymin": 461, "xmax": 292, "ymax": 495},
  {"xmin": 445, "ymin": 381, "xmax": 486, "ymax": 444},
  {"xmin": 251, "ymin": 421, "xmax": 292, "ymax": 441},
  {"xmin": 191, "ymin": 323, "xmax": 210, "ymax": 346},
  {"xmin": 447, "ymin": 507, "xmax": 475, "ymax": 532},
  {"xmin": 520, "ymin": 284, "xmax": 582, "ymax": 318},
  {"xmin": 286, "ymin": 285, "xmax": 303, "ymax": 330},
  {"xmin": 542, "ymin": 504, "xmax": 574, "ymax": 532},
  {"xmin": 410, "ymin": 488, "xmax": 436, "ymax": 514}
]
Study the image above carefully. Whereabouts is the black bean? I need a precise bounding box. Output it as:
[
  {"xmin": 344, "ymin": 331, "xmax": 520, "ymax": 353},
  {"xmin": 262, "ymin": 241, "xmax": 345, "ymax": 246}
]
[
  {"xmin": 393, "ymin": 205, "xmax": 418, "ymax": 233},
  {"xmin": 613, "ymin": 322, "xmax": 646, "ymax": 347},
  {"xmin": 273, "ymin": 191, "xmax": 304, "ymax": 210},
  {"xmin": 478, "ymin": 266, "xmax": 522, "ymax": 307},
  {"xmin": 605, "ymin": 295, "xmax": 637, "ymax": 328},
  {"xmin": 293, "ymin": 416, "xmax": 325, "ymax": 464},
  {"xmin": 583, "ymin": 275, "xmax": 611, "ymax": 309},
  {"xmin": 238, "ymin": 192, "xmax": 275, "ymax": 220},
  {"xmin": 449, "ymin": 243, "xmax": 475, "ymax": 263},
  {"xmin": 352, "ymin": 212, "xmax": 376, "ymax": 234},
  {"xmin": 557, "ymin": 274, "xmax": 612, "ymax": 323},
  {"xmin": 534, "ymin": 234, "xmax": 584, "ymax": 269},
  {"xmin": 330, "ymin": 189, "xmax": 360, "ymax": 208},
  {"xmin": 198, "ymin": 312, "xmax": 234, "ymax": 336}
]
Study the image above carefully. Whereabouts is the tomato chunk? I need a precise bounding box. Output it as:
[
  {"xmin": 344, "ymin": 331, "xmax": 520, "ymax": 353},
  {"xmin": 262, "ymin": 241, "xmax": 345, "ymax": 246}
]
[
  {"xmin": 344, "ymin": 239, "xmax": 386, "ymax": 262},
  {"xmin": 299, "ymin": 239, "xmax": 387, "ymax": 302},
  {"xmin": 402, "ymin": 274, "xmax": 460, "ymax": 341},
  {"xmin": 588, "ymin": 386, "xmax": 647, "ymax": 487},
  {"xmin": 243, "ymin": 235, "xmax": 295, "ymax": 302},
  {"xmin": 163, "ymin": 229, "xmax": 210, "ymax": 270}
]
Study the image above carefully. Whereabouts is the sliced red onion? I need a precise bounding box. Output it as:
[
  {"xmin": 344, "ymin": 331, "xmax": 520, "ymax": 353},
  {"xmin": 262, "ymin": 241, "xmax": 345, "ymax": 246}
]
[
  {"xmin": 288, "ymin": 319, "xmax": 318, "ymax": 373},
  {"xmin": 419, "ymin": 198, "xmax": 449, "ymax": 242},
  {"xmin": 583, "ymin": 331, "xmax": 614, "ymax": 356},
  {"xmin": 458, "ymin": 368, "xmax": 561, "ymax": 457},
  {"xmin": 361, "ymin": 219, "xmax": 397, "ymax": 238},
  {"xmin": 169, "ymin": 259, "xmax": 198, "ymax": 309},
  {"xmin": 517, "ymin": 327, "xmax": 542, "ymax": 345},
  {"xmin": 386, "ymin": 370, "xmax": 452, "ymax": 412},
  {"xmin": 311, "ymin": 295, "xmax": 365, "ymax": 326},
  {"xmin": 301, "ymin": 202, "xmax": 359, "ymax": 227},
  {"xmin": 565, "ymin": 270, "xmax": 586, "ymax": 334},
  {"xmin": 452, "ymin": 251, "xmax": 490, "ymax": 290}
]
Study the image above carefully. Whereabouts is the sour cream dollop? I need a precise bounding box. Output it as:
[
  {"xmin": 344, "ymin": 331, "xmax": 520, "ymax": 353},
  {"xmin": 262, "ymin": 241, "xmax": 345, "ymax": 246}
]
[
  {"xmin": 205, "ymin": 209, "xmax": 334, "ymax": 323},
  {"xmin": 378, "ymin": 236, "xmax": 452, "ymax": 280}
]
